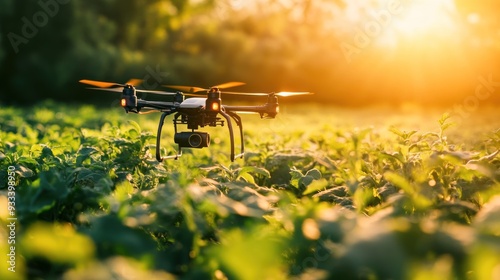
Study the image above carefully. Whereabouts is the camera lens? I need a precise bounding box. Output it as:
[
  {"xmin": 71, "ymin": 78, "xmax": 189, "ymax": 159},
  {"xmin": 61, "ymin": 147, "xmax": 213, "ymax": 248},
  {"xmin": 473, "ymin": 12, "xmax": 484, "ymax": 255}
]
[{"xmin": 188, "ymin": 133, "xmax": 203, "ymax": 147}]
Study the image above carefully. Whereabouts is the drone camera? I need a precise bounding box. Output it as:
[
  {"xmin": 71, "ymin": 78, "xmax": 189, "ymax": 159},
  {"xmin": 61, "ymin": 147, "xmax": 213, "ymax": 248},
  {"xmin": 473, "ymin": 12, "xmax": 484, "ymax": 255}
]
[{"xmin": 174, "ymin": 132, "xmax": 210, "ymax": 148}]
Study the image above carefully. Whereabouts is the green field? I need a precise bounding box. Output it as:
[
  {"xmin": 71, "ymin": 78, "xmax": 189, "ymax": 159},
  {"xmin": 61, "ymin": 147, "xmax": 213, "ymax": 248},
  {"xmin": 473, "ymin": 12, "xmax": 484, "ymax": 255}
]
[{"xmin": 1, "ymin": 101, "xmax": 499, "ymax": 280}]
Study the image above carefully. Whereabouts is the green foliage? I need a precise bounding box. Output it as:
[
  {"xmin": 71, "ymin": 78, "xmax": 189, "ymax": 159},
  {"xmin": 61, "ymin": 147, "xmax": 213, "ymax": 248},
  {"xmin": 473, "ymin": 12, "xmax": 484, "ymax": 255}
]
[{"xmin": 1, "ymin": 103, "xmax": 500, "ymax": 279}]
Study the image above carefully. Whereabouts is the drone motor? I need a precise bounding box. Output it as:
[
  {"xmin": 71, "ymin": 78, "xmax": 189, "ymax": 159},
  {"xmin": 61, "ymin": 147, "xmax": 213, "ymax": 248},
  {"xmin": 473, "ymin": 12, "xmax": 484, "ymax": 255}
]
[{"xmin": 121, "ymin": 85, "xmax": 138, "ymax": 112}]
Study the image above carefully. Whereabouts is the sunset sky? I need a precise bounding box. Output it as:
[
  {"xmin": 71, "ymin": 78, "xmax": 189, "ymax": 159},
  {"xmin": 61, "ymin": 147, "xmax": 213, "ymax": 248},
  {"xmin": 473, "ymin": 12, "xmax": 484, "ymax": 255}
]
[{"xmin": 212, "ymin": 0, "xmax": 499, "ymax": 105}]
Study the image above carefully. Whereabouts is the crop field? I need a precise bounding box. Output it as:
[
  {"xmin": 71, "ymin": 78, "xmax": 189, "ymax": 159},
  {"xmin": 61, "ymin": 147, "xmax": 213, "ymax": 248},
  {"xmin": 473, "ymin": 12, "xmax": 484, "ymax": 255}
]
[{"xmin": 1, "ymin": 101, "xmax": 499, "ymax": 280}]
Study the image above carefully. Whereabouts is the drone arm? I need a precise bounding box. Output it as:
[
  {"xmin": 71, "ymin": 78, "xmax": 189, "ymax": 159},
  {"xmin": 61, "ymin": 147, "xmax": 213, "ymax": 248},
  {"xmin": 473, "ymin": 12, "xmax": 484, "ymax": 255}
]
[
  {"xmin": 223, "ymin": 105, "xmax": 267, "ymax": 113},
  {"xmin": 223, "ymin": 103, "xmax": 279, "ymax": 119},
  {"xmin": 137, "ymin": 100, "xmax": 177, "ymax": 112},
  {"xmin": 156, "ymin": 112, "xmax": 182, "ymax": 162}
]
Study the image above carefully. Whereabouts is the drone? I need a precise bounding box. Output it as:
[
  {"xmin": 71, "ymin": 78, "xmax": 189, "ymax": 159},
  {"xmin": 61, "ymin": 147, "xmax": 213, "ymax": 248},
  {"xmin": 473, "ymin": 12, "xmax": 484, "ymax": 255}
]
[{"xmin": 79, "ymin": 79, "xmax": 312, "ymax": 162}]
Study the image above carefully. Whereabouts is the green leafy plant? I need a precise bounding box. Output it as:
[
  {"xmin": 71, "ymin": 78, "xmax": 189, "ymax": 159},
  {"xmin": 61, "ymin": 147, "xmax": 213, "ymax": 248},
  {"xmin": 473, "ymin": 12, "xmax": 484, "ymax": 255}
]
[{"xmin": 1, "ymin": 103, "xmax": 499, "ymax": 279}]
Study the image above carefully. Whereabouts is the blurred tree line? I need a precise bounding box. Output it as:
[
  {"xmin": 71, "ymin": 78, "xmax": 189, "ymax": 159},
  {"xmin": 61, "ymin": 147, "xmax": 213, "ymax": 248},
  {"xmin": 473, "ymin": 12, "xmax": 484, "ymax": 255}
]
[{"xmin": 0, "ymin": 0, "xmax": 499, "ymax": 106}]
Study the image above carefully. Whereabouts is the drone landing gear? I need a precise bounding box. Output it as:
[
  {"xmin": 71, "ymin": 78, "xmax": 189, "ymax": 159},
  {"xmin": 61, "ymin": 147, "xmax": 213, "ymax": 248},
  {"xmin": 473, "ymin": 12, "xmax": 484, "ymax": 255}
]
[
  {"xmin": 222, "ymin": 110, "xmax": 244, "ymax": 161},
  {"xmin": 156, "ymin": 111, "xmax": 182, "ymax": 162}
]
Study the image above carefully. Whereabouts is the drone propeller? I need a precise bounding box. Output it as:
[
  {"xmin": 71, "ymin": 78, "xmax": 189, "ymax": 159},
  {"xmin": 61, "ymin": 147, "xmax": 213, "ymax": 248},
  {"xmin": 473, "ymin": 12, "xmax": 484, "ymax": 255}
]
[
  {"xmin": 86, "ymin": 87, "xmax": 179, "ymax": 96},
  {"xmin": 80, "ymin": 79, "xmax": 181, "ymax": 96},
  {"xmin": 233, "ymin": 111, "xmax": 259, "ymax": 115},
  {"xmin": 164, "ymin": 81, "xmax": 246, "ymax": 93},
  {"xmin": 79, "ymin": 79, "xmax": 143, "ymax": 88},
  {"xmin": 221, "ymin": 91, "xmax": 313, "ymax": 97},
  {"xmin": 214, "ymin": 81, "xmax": 246, "ymax": 89},
  {"xmin": 273, "ymin": 91, "xmax": 313, "ymax": 97}
]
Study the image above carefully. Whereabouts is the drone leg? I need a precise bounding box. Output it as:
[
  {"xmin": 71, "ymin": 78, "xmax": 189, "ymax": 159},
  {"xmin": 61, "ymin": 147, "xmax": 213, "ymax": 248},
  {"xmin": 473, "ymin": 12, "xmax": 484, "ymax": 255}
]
[
  {"xmin": 219, "ymin": 111, "xmax": 237, "ymax": 161},
  {"xmin": 173, "ymin": 113, "xmax": 182, "ymax": 160},
  {"xmin": 227, "ymin": 111, "xmax": 244, "ymax": 160},
  {"xmin": 156, "ymin": 112, "xmax": 181, "ymax": 162}
]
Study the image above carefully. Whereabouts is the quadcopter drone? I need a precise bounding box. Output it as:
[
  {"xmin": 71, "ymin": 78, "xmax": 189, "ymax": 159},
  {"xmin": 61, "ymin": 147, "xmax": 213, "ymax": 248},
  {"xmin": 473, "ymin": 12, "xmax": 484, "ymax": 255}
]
[{"xmin": 79, "ymin": 79, "xmax": 312, "ymax": 162}]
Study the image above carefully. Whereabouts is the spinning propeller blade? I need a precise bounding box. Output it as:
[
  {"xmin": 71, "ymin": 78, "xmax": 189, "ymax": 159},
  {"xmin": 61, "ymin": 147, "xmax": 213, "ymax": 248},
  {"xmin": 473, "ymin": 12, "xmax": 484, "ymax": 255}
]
[
  {"xmin": 274, "ymin": 91, "xmax": 313, "ymax": 97},
  {"xmin": 86, "ymin": 87, "xmax": 178, "ymax": 96},
  {"xmin": 220, "ymin": 91, "xmax": 313, "ymax": 97},
  {"xmin": 86, "ymin": 87, "xmax": 124, "ymax": 93},
  {"xmin": 233, "ymin": 111, "xmax": 259, "ymax": 115},
  {"xmin": 125, "ymin": 79, "xmax": 143, "ymax": 87},
  {"xmin": 136, "ymin": 89, "xmax": 179, "ymax": 95},
  {"xmin": 79, "ymin": 79, "xmax": 142, "ymax": 88},
  {"xmin": 164, "ymin": 85, "xmax": 206, "ymax": 93},
  {"xmin": 213, "ymin": 81, "xmax": 246, "ymax": 89},
  {"xmin": 163, "ymin": 81, "xmax": 245, "ymax": 93}
]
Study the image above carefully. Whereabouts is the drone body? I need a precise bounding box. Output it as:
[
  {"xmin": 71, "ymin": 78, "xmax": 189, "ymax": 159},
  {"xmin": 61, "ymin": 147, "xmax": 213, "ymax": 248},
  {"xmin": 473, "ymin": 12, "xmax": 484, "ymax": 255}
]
[{"xmin": 79, "ymin": 79, "xmax": 311, "ymax": 162}]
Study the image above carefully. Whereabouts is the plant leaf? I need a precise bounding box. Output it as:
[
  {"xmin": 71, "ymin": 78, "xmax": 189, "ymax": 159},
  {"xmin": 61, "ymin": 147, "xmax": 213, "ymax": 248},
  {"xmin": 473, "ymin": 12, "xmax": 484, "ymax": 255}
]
[{"xmin": 303, "ymin": 178, "xmax": 329, "ymax": 195}]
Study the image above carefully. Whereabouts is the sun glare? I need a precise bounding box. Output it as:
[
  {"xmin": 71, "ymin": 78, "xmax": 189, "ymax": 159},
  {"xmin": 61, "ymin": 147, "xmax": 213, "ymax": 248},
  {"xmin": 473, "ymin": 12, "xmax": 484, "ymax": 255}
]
[{"xmin": 391, "ymin": 0, "xmax": 459, "ymax": 38}]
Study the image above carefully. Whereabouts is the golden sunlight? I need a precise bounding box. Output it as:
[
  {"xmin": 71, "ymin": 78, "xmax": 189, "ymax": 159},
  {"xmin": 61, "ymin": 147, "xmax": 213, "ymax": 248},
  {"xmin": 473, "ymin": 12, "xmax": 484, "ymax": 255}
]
[
  {"xmin": 327, "ymin": 0, "xmax": 480, "ymax": 104},
  {"xmin": 337, "ymin": 0, "xmax": 462, "ymax": 48},
  {"xmin": 390, "ymin": 0, "xmax": 459, "ymax": 40},
  {"xmin": 205, "ymin": 0, "xmax": 498, "ymax": 105}
]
